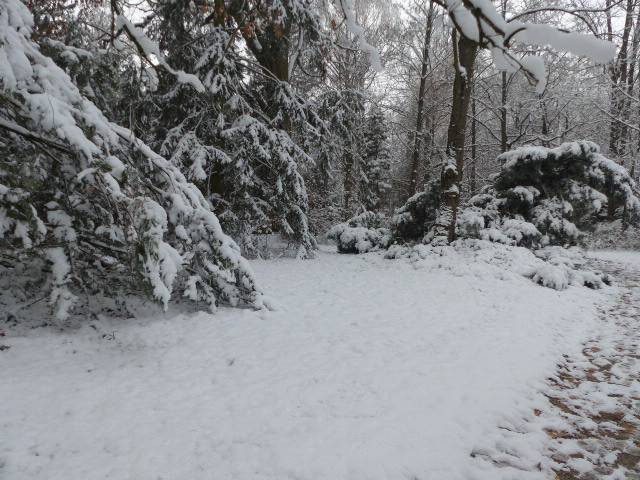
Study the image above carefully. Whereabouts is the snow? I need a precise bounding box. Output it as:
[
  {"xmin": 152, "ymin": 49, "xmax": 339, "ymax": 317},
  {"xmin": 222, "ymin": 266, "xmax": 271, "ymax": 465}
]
[
  {"xmin": 339, "ymin": 0, "xmax": 382, "ymax": 71},
  {"xmin": 511, "ymin": 23, "xmax": 618, "ymax": 65},
  {"xmin": 589, "ymin": 250, "xmax": 640, "ymax": 267},
  {"xmin": 476, "ymin": 251, "xmax": 640, "ymax": 477},
  {"xmin": 0, "ymin": 247, "xmax": 612, "ymax": 480},
  {"xmin": 519, "ymin": 55, "xmax": 547, "ymax": 93},
  {"xmin": 442, "ymin": 0, "xmax": 617, "ymax": 92},
  {"xmin": 115, "ymin": 15, "xmax": 206, "ymax": 93}
]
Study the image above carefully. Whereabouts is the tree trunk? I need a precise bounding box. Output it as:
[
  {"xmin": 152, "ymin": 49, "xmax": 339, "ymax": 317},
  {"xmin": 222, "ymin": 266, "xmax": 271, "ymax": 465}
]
[
  {"xmin": 432, "ymin": 31, "xmax": 479, "ymax": 245},
  {"xmin": 607, "ymin": 197, "xmax": 619, "ymax": 221},
  {"xmin": 408, "ymin": 4, "xmax": 435, "ymax": 197},
  {"xmin": 622, "ymin": 9, "xmax": 640, "ymax": 155},
  {"xmin": 540, "ymin": 94, "xmax": 549, "ymax": 147},
  {"xmin": 608, "ymin": 0, "xmax": 635, "ymax": 157},
  {"xmin": 499, "ymin": 0, "xmax": 508, "ymax": 154},
  {"xmin": 470, "ymin": 98, "xmax": 477, "ymax": 195},
  {"xmin": 343, "ymin": 153, "xmax": 354, "ymax": 216},
  {"xmin": 500, "ymin": 71, "xmax": 508, "ymax": 153},
  {"xmin": 209, "ymin": 0, "xmax": 228, "ymax": 197}
]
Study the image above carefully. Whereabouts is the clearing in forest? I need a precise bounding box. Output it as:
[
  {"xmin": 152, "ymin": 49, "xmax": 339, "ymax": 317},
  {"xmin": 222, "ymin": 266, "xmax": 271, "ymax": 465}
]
[{"xmin": 2, "ymin": 247, "xmax": 631, "ymax": 480}]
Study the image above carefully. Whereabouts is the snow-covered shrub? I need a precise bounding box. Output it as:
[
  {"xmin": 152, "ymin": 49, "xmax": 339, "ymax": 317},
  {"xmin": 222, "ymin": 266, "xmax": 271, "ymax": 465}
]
[
  {"xmin": 457, "ymin": 194, "xmax": 543, "ymax": 248},
  {"xmin": 458, "ymin": 141, "xmax": 640, "ymax": 248},
  {"xmin": 385, "ymin": 239, "xmax": 611, "ymax": 291},
  {"xmin": 585, "ymin": 220, "xmax": 640, "ymax": 250},
  {"xmin": 526, "ymin": 246, "xmax": 612, "ymax": 290},
  {"xmin": 0, "ymin": 0, "xmax": 263, "ymax": 321},
  {"xmin": 391, "ymin": 181, "xmax": 440, "ymax": 242},
  {"xmin": 327, "ymin": 211, "xmax": 391, "ymax": 254}
]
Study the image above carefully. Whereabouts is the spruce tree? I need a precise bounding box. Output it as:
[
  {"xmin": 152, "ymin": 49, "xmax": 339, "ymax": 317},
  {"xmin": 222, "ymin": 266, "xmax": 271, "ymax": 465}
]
[
  {"xmin": 317, "ymin": 89, "xmax": 367, "ymax": 216},
  {"xmin": 127, "ymin": 0, "xmax": 329, "ymax": 259},
  {"xmin": 0, "ymin": 0, "xmax": 264, "ymax": 319},
  {"xmin": 361, "ymin": 106, "xmax": 391, "ymax": 212}
]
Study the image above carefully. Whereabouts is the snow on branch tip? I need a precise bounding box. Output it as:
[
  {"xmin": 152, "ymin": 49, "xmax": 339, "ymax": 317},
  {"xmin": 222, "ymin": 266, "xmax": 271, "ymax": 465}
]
[
  {"xmin": 339, "ymin": 0, "xmax": 383, "ymax": 72},
  {"xmin": 439, "ymin": 0, "xmax": 617, "ymax": 93}
]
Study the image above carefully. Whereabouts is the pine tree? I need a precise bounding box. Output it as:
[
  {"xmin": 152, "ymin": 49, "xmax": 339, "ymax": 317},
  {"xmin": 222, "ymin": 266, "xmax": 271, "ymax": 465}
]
[{"xmin": 0, "ymin": 0, "xmax": 264, "ymax": 320}]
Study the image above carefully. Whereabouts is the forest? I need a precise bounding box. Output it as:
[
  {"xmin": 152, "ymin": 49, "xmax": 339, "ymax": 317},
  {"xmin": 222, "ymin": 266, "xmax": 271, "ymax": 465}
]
[{"xmin": 2, "ymin": 0, "xmax": 640, "ymax": 479}]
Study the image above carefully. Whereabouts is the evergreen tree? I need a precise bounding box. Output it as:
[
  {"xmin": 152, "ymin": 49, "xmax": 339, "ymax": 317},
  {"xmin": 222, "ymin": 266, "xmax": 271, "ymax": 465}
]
[
  {"xmin": 317, "ymin": 89, "xmax": 367, "ymax": 216},
  {"xmin": 390, "ymin": 180, "xmax": 441, "ymax": 242},
  {"xmin": 0, "ymin": 0, "xmax": 264, "ymax": 319},
  {"xmin": 361, "ymin": 106, "xmax": 391, "ymax": 211},
  {"xmin": 458, "ymin": 141, "xmax": 640, "ymax": 247},
  {"xmin": 124, "ymin": 0, "xmax": 329, "ymax": 259}
]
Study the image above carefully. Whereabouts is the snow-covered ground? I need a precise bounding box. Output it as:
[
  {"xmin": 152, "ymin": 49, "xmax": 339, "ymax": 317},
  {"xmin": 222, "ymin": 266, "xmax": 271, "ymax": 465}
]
[
  {"xmin": 0, "ymin": 247, "xmax": 619, "ymax": 480},
  {"xmin": 590, "ymin": 249, "xmax": 640, "ymax": 268},
  {"xmin": 474, "ymin": 250, "xmax": 640, "ymax": 479}
]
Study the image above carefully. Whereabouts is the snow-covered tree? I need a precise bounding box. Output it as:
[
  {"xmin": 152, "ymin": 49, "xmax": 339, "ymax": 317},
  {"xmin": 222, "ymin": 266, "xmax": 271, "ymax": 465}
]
[
  {"xmin": 0, "ymin": 0, "xmax": 264, "ymax": 320},
  {"xmin": 316, "ymin": 92, "xmax": 393, "ymax": 216},
  {"xmin": 112, "ymin": 0, "xmax": 327, "ymax": 259},
  {"xmin": 390, "ymin": 180, "xmax": 441, "ymax": 242},
  {"xmin": 430, "ymin": 0, "xmax": 618, "ymax": 245},
  {"xmin": 458, "ymin": 141, "xmax": 640, "ymax": 247},
  {"xmin": 317, "ymin": 89, "xmax": 367, "ymax": 216},
  {"xmin": 361, "ymin": 106, "xmax": 391, "ymax": 211}
]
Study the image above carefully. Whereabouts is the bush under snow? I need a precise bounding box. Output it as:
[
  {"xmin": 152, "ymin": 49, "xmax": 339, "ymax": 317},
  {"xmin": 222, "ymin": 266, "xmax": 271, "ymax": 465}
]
[
  {"xmin": 390, "ymin": 181, "xmax": 440, "ymax": 242},
  {"xmin": 327, "ymin": 211, "xmax": 391, "ymax": 254},
  {"xmin": 385, "ymin": 239, "xmax": 611, "ymax": 291},
  {"xmin": 458, "ymin": 141, "xmax": 640, "ymax": 249}
]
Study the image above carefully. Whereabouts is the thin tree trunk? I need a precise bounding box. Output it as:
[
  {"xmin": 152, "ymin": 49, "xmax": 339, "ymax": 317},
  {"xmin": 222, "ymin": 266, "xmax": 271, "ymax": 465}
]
[
  {"xmin": 500, "ymin": 72, "xmax": 508, "ymax": 153},
  {"xmin": 470, "ymin": 98, "xmax": 477, "ymax": 195},
  {"xmin": 499, "ymin": 0, "xmax": 508, "ymax": 154},
  {"xmin": 623, "ymin": 11, "xmax": 639, "ymax": 155},
  {"xmin": 540, "ymin": 94, "xmax": 549, "ymax": 147},
  {"xmin": 343, "ymin": 153, "xmax": 354, "ymax": 215},
  {"xmin": 409, "ymin": 4, "xmax": 435, "ymax": 197},
  {"xmin": 605, "ymin": 0, "xmax": 635, "ymax": 217},
  {"xmin": 608, "ymin": 0, "xmax": 635, "ymax": 157},
  {"xmin": 209, "ymin": 0, "xmax": 228, "ymax": 197},
  {"xmin": 608, "ymin": 197, "xmax": 619, "ymax": 221}
]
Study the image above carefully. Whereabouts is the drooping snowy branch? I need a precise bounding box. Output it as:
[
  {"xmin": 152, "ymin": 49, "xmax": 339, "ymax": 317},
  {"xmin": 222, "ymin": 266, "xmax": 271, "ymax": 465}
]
[
  {"xmin": 338, "ymin": 0, "xmax": 383, "ymax": 72},
  {"xmin": 0, "ymin": 0, "xmax": 264, "ymax": 319},
  {"xmin": 436, "ymin": 0, "xmax": 618, "ymax": 92}
]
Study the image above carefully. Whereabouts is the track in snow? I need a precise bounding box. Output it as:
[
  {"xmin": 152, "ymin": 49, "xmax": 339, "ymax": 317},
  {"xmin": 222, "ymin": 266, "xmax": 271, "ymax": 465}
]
[{"xmin": 482, "ymin": 252, "xmax": 640, "ymax": 479}]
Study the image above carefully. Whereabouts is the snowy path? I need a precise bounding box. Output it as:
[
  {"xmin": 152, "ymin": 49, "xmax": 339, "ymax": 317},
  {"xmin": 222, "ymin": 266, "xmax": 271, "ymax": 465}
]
[
  {"xmin": 478, "ymin": 251, "xmax": 640, "ymax": 479},
  {"xmin": 543, "ymin": 253, "xmax": 640, "ymax": 479},
  {"xmin": 0, "ymin": 249, "xmax": 613, "ymax": 480}
]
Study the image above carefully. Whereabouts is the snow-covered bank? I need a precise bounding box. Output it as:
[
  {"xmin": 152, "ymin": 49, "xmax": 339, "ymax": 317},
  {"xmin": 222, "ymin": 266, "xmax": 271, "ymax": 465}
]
[{"xmin": 0, "ymin": 249, "xmax": 612, "ymax": 480}]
